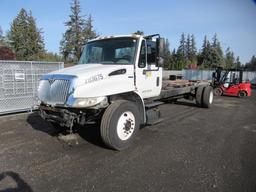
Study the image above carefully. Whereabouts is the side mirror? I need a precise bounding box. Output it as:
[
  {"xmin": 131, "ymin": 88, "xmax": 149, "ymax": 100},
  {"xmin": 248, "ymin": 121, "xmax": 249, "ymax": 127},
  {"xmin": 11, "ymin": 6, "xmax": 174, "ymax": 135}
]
[
  {"xmin": 158, "ymin": 38, "xmax": 165, "ymax": 58},
  {"xmin": 156, "ymin": 38, "xmax": 165, "ymax": 67}
]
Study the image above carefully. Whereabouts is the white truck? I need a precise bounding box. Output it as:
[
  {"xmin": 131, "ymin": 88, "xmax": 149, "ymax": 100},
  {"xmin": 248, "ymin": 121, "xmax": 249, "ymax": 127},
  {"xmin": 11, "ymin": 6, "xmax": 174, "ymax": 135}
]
[{"xmin": 37, "ymin": 34, "xmax": 213, "ymax": 150}]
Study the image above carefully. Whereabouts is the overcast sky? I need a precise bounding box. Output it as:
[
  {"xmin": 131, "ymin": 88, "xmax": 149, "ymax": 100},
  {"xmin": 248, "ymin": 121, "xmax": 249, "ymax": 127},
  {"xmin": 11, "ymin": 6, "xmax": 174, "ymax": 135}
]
[{"xmin": 0, "ymin": 0, "xmax": 256, "ymax": 63}]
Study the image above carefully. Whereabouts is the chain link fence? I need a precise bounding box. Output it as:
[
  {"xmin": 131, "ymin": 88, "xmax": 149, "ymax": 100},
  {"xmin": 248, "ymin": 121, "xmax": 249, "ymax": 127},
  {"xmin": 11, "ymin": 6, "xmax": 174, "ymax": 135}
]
[{"xmin": 0, "ymin": 60, "xmax": 64, "ymax": 115}]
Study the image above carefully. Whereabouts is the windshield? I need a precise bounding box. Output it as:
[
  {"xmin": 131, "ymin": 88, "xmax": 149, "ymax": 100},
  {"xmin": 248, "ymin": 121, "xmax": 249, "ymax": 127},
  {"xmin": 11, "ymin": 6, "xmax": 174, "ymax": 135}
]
[{"xmin": 78, "ymin": 38, "xmax": 137, "ymax": 65}]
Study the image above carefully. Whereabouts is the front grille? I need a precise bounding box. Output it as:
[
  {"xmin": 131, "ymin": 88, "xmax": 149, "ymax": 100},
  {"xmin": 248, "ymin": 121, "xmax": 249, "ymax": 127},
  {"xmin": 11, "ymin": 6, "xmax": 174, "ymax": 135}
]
[{"xmin": 38, "ymin": 78, "xmax": 71, "ymax": 105}]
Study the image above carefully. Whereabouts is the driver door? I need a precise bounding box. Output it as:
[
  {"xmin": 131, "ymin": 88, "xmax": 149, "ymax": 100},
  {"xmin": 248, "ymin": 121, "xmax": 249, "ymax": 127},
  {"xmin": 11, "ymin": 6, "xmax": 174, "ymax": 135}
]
[{"xmin": 135, "ymin": 39, "xmax": 162, "ymax": 99}]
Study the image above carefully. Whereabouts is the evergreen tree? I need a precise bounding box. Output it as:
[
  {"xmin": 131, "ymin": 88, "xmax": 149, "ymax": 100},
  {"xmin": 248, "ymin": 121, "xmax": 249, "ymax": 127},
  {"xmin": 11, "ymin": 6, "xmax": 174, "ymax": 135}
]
[
  {"xmin": 60, "ymin": 0, "xmax": 97, "ymax": 62},
  {"xmin": 165, "ymin": 39, "xmax": 170, "ymax": 53},
  {"xmin": 199, "ymin": 36, "xmax": 212, "ymax": 69},
  {"xmin": 60, "ymin": 0, "xmax": 85, "ymax": 62},
  {"xmin": 225, "ymin": 47, "xmax": 235, "ymax": 69},
  {"xmin": 59, "ymin": 32, "xmax": 71, "ymax": 62},
  {"xmin": 170, "ymin": 49, "xmax": 177, "ymax": 70},
  {"xmin": 235, "ymin": 56, "xmax": 241, "ymax": 70},
  {"xmin": 0, "ymin": 26, "xmax": 5, "ymax": 46},
  {"xmin": 178, "ymin": 33, "xmax": 186, "ymax": 57},
  {"xmin": 190, "ymin": 34, "xmax": 197, "ymax": 63},
  {"xmin": 245, "ymin": 55, "xmax": 256, "ymax": 71},
  {"xmin": 176, "ymin": 33, "xmax": 186, "ymax": 69},
  {"xmin": 185, "ymin": 34, "xmax": 197, "ymax": 66},
  {"xmin": 211, "ymin": 33, "xmax": 225, "ymax": 68},
  {"xmin": 163, "ymin": 38, "xmax": 173, "ymax": 69},
  {"xmin": 212, "ymin": 33, "xmax": 218, "ymax": 48},
  {"xmin": 7, "ymin": 8, "xmax": 45, "ymax": 60},
  {"xmin": 7, "ymin": 8, "xmax": 28, "ymax": 59},
  {"xmin": 27, "ymin": 11, "xmax": 45, "ymax": 60},
  {"xmin": 83, "ymin": 14, "xmax": 97, "ymax": 43},
  {"xmin": 186, "ymin": 34, "xmax": 191, "ymax": 62},
  {"xmin": 198, "ymin": 34, "xmax": 225, "ymax": 69}
]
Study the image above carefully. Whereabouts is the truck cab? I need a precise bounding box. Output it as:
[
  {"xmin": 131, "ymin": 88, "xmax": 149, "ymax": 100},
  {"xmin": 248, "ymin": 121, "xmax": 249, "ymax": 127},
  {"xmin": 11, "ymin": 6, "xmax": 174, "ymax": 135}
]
[{"xmin": 77, "ymin": 34, "xmax": 163, "ymax": 99}]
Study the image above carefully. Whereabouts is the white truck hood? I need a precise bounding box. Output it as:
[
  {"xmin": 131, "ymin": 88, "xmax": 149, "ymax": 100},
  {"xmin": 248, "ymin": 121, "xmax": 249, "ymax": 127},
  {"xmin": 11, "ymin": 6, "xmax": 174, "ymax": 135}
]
[
  {"xmin": 50, "ymin": 64, "xmax": 123, "ymax": 77},
  {"xmin": 47, "ymin": 63, "xmax": 135, "ymax": 97}
]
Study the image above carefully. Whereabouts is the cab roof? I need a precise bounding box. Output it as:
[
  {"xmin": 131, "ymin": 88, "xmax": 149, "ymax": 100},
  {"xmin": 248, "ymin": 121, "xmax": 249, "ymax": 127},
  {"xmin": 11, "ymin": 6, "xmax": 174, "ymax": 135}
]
[{"xmin": 88, "ymin": 34, "xmax": 142, "ymax": 43}]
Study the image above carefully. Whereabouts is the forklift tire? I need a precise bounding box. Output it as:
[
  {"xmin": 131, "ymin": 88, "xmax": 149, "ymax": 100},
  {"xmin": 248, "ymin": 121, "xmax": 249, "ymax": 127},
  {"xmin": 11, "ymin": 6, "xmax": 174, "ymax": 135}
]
[
  {"xmin": 214, "ymin": 87, "xmax": 223, "ymax": 96},
  {"xmin": 238, "ymin": 91, "xmax": 246, "ymax": 98},
  {"xmin": 196, "ymin": 86, "xmax": 204, "ymax": 107},
  {"xmin": 202, "ymin": 86, "xmax": 214, "ymax": 108},
  {"xmin": 100, "ymin": 100, "xmax": 140, "ymax": 151}
]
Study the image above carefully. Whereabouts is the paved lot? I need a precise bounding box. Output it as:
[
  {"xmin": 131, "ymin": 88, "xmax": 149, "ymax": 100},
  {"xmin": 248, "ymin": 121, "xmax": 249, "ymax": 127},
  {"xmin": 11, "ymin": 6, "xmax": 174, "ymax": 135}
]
[{"xmin": 0, "ymin": 93, "xmax": 256, "ymax": 192}]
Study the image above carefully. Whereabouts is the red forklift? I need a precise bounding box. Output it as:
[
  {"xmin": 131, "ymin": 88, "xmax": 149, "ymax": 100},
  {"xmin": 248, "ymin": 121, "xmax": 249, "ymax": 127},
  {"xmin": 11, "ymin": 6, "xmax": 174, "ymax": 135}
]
[{"xmin": 212, "ymin": 67, "xmax": 251, "ymax": 97}]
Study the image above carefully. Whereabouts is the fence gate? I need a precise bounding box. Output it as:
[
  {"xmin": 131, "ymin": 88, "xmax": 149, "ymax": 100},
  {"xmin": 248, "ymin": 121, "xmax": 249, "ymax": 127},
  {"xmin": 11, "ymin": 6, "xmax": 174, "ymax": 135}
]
[{"xmin": 0, "ymin": 60, "xmax": 64, "ymax": 115}]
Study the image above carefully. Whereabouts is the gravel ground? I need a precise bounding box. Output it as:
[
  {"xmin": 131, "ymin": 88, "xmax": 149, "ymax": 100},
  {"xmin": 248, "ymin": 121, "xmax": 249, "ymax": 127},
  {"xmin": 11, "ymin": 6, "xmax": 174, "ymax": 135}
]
[{"xmin": 0, "ymin": 93, "xmax": 256, "ymax": 192}]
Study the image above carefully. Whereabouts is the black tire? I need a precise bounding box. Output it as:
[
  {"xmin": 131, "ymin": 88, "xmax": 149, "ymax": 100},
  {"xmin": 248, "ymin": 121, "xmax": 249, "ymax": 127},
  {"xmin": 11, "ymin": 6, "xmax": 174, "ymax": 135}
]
[
  {"xmin": 202, "ymin": 86, "xmax": 214, "ymax": 108},
  {"xmin": 100, "ymin": 100, "xmax": 140, "ymax": 150},
  {"xmin": 196, "ymin": 86, "xmax": 204, "ymax": 107},
  {"xmin": 214, "ymin": 87, "xmax": 223, "ymax": 96},
  {"xmin": 238, "ymin": 91, "xmax": 246, "ymax": 98}
]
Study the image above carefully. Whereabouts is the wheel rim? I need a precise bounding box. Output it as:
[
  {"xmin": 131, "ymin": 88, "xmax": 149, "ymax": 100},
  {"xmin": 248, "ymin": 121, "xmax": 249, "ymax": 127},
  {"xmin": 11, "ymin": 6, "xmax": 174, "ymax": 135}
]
[
  {"xmin": 117, "ymin": 111, "xmax": 135, "ymax": 141},
  {"xmin": 239, "ymin": 92, "xmax": 245, "ymax": 97},
  {"xmin": 209, "ymin": 90, "xmax": 213, "ymax": 104}
]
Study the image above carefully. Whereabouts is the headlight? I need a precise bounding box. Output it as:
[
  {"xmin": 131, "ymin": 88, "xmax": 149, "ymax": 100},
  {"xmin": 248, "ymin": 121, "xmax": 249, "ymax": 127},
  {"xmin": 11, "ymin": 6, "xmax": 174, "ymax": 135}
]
[{"xmin": 68, "ymin": 96, "xmax": 108, "ymax": 108}]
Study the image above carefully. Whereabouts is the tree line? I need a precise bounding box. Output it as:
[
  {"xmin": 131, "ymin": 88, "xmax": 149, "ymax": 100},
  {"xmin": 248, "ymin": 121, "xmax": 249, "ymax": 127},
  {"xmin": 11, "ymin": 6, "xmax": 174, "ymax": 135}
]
[
  {"xmin": 0, "ymin": 0, "xmax": 97, "ymax": 63},
  {"xmin": 0, "ymin": 0, "xmax": 255, "ymax": 71},
  {"xmin": 165, "ymin": 33, "xmax": 242, "ymax": 70},
  {"xmin": 163, "ymin": 33, "xmax": 255, "ymax": 71}
]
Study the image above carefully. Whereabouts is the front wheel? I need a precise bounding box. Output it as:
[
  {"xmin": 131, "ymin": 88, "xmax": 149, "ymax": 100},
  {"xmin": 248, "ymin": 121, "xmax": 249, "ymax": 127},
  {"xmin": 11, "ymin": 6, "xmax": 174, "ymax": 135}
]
[
  {"xmin": 214, "ymin": 87, "xmax": 223, "ymax": 96},
  {"xmin": 238, "ymin": 91, "xmax": 246, "ymax": 98},
  {"xmin": 100, "ymin": 100, "xmax": 140, "ymax": 150}
]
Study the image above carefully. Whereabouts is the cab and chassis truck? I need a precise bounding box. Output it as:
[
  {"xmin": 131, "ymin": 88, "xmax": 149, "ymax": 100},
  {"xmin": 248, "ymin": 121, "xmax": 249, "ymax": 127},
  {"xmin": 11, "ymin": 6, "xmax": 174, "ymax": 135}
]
[{"xmin": 38, "ymin": 34, "xmax": 214, "ymax": 150}]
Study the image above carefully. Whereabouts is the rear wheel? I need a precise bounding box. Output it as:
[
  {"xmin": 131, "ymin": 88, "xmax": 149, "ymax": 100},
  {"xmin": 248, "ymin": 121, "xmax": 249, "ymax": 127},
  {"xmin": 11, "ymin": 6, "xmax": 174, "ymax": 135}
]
[
  {"xmin": 238, "ymin": 91, "xmax": 246, "ymax": 98},
  {"xmin": 202, "ymin": 86, "xmax": 214, "ymax": 108},
  {"xmin": 196, "ymin": 86, "xmax": 204, "ymax": 107},
  {"xmin": 100, "ymin": 100, "xmax": 140, "ymax": 150}
]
